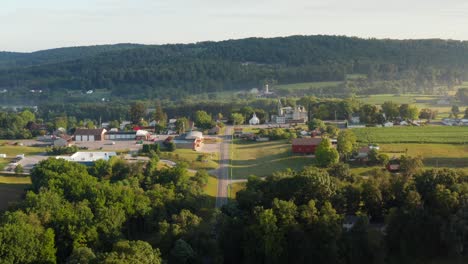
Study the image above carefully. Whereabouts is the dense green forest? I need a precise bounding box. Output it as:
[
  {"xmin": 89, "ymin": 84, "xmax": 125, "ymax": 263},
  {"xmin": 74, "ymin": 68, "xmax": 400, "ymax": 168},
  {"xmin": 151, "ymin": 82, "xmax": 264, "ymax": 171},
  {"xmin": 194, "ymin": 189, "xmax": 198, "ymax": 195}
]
[
  {"xmin": 1, "ymin": 35, "xmax": 468, "ymax": 103},
  {"xmin": 2, "ymin": 157, "xmax": 468, "ymax": 263}
]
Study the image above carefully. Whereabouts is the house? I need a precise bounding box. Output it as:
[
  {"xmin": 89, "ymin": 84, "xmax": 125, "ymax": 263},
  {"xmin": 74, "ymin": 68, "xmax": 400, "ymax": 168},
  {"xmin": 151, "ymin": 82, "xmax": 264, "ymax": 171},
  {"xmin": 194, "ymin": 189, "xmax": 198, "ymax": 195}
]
[
  {"xmin": 119, "ymin": 121, "xmax": 132, "ymax": 130},
  {"xmin": 186, "ymin": 131, "xmax": 203, "ymax": 140},
  {"xmin": 57, "ymin": 151, "xmax": 117, "ymax": 166},
  {"xmin": 272, "ymin": 100, "xmax": 308, "ymax": 124},
  {"xmin": 291, "ymin": 138, "xmax": 323, "ymax": 154},
  {"xmin": 383, "ymin": 122, "xmax": 394, "ymax": 127},
  {"xmin": 54, "ymin": 135, "xmax": 73, "ymax": 147},
  {"xmin": 356, "ymin": 146, "xmax": 371, "ymax": 159},
  {"xmin": 136, "ymin": 130, "xmax": 151, "ymax": 140},
  {"xmin": 209, "ymin": 125, "xmax": 221, "ymax": 135},
  {"xmin": 249, "ymin": 113, "xmax": 260, "ymax": 125},
  {"xmin": 387, "ymin": 159, "xmax": 401, "ymax": 172},
  {"xmin": 74, "ymin": 128, "xmax": 107, "ymax": 142}
]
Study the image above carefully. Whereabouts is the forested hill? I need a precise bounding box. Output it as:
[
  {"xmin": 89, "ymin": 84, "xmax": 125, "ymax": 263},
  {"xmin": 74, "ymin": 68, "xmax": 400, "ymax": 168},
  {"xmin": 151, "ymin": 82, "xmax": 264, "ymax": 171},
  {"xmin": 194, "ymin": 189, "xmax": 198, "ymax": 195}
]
[
  {"xmin": 0, "ymin": 43, "xmax": 142, "ymax": 69},
  {"xmin": 1, "ymin": 35, "xmax": 468, "ymax": 101}
]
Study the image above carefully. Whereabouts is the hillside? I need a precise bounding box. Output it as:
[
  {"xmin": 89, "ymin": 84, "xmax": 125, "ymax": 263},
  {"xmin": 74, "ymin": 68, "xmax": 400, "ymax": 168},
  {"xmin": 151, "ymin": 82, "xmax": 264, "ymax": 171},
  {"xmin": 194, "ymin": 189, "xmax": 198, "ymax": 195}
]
[{"xmin": 1, "ymin": 35, "xmax": 468, "ymax": 102}]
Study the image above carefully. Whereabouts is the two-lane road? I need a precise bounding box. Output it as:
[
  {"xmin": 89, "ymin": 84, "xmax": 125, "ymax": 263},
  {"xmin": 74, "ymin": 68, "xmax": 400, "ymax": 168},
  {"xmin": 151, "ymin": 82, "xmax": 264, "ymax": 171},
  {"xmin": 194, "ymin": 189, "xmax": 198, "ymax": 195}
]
[{"xmin": 215, "ymin": 126, "xmax": 232, "ymax": 208}]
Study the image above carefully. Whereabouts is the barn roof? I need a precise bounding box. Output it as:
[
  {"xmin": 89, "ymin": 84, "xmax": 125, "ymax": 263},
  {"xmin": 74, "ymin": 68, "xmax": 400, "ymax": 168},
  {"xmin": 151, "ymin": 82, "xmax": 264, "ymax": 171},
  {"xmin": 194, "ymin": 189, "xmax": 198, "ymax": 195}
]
[
  {"xmin": 292, "ymin": 138, "xmax": 322, "ymax": 146},
  {"xmin": 74, "ymin": 128, "xmax": 106, "ymax": 136}
]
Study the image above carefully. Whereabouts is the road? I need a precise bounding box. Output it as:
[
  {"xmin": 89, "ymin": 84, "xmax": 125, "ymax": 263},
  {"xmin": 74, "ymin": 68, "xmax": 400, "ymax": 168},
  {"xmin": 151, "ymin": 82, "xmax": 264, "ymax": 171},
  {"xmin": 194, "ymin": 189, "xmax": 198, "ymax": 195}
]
[{"xmin": 215, "ymin": 126, "xmax": 232, "ymax": 208}]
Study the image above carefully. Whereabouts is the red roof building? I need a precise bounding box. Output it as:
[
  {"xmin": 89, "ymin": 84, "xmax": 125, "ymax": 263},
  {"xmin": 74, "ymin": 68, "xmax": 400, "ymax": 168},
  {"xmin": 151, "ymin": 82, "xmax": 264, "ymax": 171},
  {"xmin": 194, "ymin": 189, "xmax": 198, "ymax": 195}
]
[{"xmin": 291, "ymin": 138, "xmax": 323, "ymax": 154}]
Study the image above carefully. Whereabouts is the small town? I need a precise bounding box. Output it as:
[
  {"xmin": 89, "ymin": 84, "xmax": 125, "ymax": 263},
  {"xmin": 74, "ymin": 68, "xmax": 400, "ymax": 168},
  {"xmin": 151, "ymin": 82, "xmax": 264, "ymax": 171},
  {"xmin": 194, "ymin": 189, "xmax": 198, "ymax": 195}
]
[{"xmin": 1, "ymin": 1, "xmax": 468, "ymax": 263}]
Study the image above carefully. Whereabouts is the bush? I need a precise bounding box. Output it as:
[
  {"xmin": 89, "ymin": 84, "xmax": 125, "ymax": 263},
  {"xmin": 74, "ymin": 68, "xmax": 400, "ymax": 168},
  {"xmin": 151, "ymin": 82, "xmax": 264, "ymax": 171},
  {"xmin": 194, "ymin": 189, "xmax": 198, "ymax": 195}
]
[
  {"xmin": 14, "ymin": 164, "xmax": 24, "ymax": 174},
  {"xmin": 46, "ymin": 145, "xmax": 79, "ymax": 155}
]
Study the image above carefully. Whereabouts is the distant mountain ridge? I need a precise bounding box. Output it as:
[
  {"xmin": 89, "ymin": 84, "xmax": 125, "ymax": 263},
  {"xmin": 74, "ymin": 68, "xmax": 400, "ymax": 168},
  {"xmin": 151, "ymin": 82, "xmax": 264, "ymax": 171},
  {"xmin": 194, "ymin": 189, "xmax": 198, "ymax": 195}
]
[
  {"xmin": 1, "ymin": 35, "xmax": 467, "ymax": 102},
  {"xmin": 0, "ymin": 43, "xmax": 144, "ymax": 69}
]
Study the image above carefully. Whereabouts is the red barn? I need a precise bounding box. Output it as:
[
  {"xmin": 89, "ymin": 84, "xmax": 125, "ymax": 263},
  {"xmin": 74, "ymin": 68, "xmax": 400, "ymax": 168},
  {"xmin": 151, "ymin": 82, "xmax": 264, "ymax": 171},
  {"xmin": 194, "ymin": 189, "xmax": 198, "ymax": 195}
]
[{"xmin": 292, "ymin": 138, "xmax": 323, "ymax": 154}]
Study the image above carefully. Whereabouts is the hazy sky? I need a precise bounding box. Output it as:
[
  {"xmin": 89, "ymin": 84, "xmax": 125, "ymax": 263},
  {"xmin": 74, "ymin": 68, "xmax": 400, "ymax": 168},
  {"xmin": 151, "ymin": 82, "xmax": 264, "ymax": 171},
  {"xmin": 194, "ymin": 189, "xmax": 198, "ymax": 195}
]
[{"xmin": 1, "ymin": 0, "xmax": 468, "ymax": 52}]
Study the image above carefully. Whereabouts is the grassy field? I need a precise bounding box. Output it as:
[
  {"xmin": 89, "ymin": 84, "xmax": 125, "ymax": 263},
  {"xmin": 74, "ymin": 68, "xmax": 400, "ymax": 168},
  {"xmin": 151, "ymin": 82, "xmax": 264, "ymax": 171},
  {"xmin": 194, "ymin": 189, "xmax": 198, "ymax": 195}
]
[
  {"xmin": 0, "ymin": 142, "xmax": 46, "ymax": 156},
  {"xmin": 380, "ymin": 143, "xmax": 468, "ymax": 168},
  {"xmin": 231, "ymin": 139, "xmax": 311, "ymax": 179},
  {"xmin": 276, "ymin": 81, "xmax": 343, "ymax": 91},
  {"xmin": 229, "ymin": 182, "xmax": 246, "ymax": 199},
  {"xmin": 160, "ymin": 149, "xmax": 219, "ymax": 171},
  {"xmin": 203, "ymin": 176, "xmax": 218, "ymax": 197},
  {"xmin": 0, "ymin": 142, "xmax": 46, "ymax": 170},
  {"xmin": 353, "ymin": 126, "xmax": 468, "ymax": 144}
]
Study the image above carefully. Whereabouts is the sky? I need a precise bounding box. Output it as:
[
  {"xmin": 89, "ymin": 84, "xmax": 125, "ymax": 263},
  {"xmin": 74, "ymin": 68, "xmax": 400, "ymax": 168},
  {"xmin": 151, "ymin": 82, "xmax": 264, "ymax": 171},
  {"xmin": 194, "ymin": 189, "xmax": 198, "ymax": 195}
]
[{"xmin": 1, "ymin": 0, "xmax": 468, "ymax": 52}]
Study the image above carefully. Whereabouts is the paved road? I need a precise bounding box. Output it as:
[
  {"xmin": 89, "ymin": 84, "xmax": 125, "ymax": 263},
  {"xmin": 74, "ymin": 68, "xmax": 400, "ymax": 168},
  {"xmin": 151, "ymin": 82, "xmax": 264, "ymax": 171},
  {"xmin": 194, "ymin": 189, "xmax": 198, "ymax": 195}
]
[{"xmin": 215, "ymin": 126, "xmax": 232, "ymax": 208}]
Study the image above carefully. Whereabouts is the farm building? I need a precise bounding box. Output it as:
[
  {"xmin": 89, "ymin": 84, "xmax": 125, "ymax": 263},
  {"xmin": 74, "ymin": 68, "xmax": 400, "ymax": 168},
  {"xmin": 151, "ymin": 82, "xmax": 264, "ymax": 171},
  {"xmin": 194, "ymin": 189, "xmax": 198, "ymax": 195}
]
[
  {"xmin": 291, "ymin": 138, "xmax": 323, "ymax": 154},
  {"xmin": 57, "ymin": 151, "xmax": 117, "ymax": 166},
  {"xmin": 136, "ymin": 130, "xmax": 151, "ymax": 140},
  {"xmin": 54, "ymin": 135, "xmax": 73, "ymax": 147},
  {"xmin": 186, "ymin": 131, "xmax": 203, "ymax": 140},
  {"xmin": 74, "ymin": 128, "xmax": 107, "ymax": 142},
  {"xmin": 105, "ymin": 131, "xmax": 136, "ymax": 140}
]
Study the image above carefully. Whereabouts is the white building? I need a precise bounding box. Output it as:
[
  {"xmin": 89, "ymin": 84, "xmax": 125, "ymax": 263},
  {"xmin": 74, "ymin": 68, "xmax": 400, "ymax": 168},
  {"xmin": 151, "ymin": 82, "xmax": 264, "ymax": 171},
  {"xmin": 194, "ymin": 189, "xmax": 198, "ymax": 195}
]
[
  {"xmin": 57, "ymin": 152, "xmax": 117, "ymax": 164},
  {"xmin": 272, "ymin": 100, "xmax": 308, "ymax": 124},
  {"xmin": 249, "ymin": 113, "xmax": 260, "ymax": 125}
]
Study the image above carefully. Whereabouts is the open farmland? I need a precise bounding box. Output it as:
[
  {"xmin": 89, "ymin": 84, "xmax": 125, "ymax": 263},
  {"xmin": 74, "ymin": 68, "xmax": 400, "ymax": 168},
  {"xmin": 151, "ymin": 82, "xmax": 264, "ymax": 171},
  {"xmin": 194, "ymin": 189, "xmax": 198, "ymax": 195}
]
[
  {"xmin": 380, "ymin": 143, "xmax": 468, "ymax": 168},
  {"xmin": 353, "ymin": 126, "xmax": 468, "ymax": 144},
  {"xmin": 231, "ymin": 139, "xmax": 311, "ymax": 179}
]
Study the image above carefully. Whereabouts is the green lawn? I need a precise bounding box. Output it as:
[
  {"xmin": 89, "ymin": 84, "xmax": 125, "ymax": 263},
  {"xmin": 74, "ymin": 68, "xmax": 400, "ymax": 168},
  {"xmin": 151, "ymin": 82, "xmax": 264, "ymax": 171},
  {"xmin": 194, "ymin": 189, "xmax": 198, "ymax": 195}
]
[
  {"xmin": 229, "ymin": 182, "xmax": 246, "ymax": 199},
  {"xmin": 0, "ymin": 175, "xmax": 32, "ymax": 184},
  {"xmin": 353, "ymin": 126, "xmax": 468, "ymax": 144},
  {"xmin": 160, "ymin": 149, "xmax": 219, "ymax": 171},
  {"xmin": 231, "ymin": 139, "xmax": 311, "ymax": 179},
  {"xmin": 203, "ymin": 176, "xmax": 218, "ymax": 197},
  {"xmin": 0, "ymin": 142, "xmax": 46, "ymax": 157}
]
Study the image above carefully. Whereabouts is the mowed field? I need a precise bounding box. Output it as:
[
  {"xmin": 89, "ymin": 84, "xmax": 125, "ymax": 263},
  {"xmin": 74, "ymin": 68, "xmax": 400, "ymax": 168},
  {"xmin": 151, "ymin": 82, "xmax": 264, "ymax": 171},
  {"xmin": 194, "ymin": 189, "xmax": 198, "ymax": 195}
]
[
  {"xmin": 353, "ymin": 126, "xmax": 468, "ymax": 144},
  {"xmin": 0, "ymin": 141, "xmax": 46, "ymax": 170},
  {"xmin": 159, "ymin": 149, "xmax": 219, "ymax": 171},
  {"xmin": 380, "ymin": 144, "xmax": 468, "ymax": 168},
  {"xmin": 232, "ymin": 139, "xmax": 311, "ymax": 179}
]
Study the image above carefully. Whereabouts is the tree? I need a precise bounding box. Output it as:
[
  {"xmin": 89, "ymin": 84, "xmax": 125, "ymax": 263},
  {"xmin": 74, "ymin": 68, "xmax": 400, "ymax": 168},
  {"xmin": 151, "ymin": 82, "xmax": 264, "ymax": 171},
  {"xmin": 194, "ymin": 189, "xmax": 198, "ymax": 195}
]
[
  {"xmin": 419, "ymin": 108, "xmax": 437, "ymax": 120},
  {"xmin": 359, "ymin": 104, "xmax": 378, "ymax": 124},
  {"xmin": 399, "ymin": 104, "xmax": 419, "ymax": 120},
  {"xmin": 130, "ymin": 102, "xmax": 146, "ymax": 124},
  {"xmin": 194, "ymin": 110, "xmax": 214, "ymax": 130},
  {"xmin": 153, "ymin": 100, "xmax": 167, "ymax": 126},
  {"xmin": 99, "ymin": 240, "xmax": 162, "ymax": 264},
  {"xmin": 0, "ymin": 211, "xmax": 56, "ymax": 263},
  {"xmin": 315, "ymin": 138, "xmax": 339, "ymax": 167},
  {"xmin": 170, "ymin": 239, "xmax": 195, "ymax": 264},
  {"xmin": 325, "ymin": 125, "xmax": 339, "ymax": 137},
  {"xmin": 307, "ymin": 118, "xmax": 326, "ymax": 132},
  {"xmin": 337, "ymin": 130, "xmax": 357, "ymax": 160},
  {"xmin": 451, "ymin": 105, "xmax": 460, "ymax": 118},
  {"xmin": 175, "ymin": 117, "xmax": 189, "ymax": 134},
  {"xmin": 400, "ymin": 155, "xmax": 424, "ymax": 177},
  {"xmin": 381, "ymin": 101, "xmax": 400, "ymax": 121},
  {"xmin": 231, "ymin": 113, "xmax": 245, "ymax": 125},
  {"xmin": 465, "ymin": 108, "xmax": 468, "ymax": 118}
]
